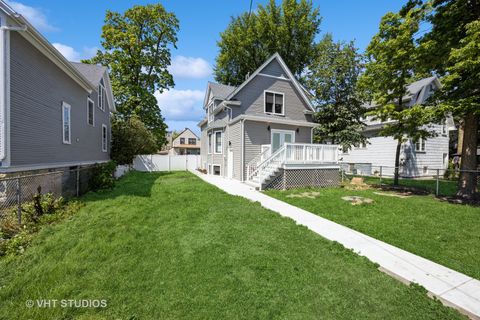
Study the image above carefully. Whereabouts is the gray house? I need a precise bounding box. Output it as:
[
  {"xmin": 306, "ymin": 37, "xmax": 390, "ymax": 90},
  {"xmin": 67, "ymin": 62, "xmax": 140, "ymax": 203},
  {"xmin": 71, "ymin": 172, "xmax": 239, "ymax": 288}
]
[
  {"xmin": 341, "ymin": 77, "xmax": 455, "ymax": 177},
  {"xmin": 198, "ymin": 53, "xmax": 339, "ymax": 190},
  {"xmin": 0, "ymin": 1, "xmax": 115, "ymax": 174}
]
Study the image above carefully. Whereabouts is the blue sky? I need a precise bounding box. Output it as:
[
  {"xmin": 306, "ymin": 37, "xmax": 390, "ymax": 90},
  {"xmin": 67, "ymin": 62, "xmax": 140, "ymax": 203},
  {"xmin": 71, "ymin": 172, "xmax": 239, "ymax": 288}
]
[{"xmin": 7, "ymin": 0, "xmax": 405, "ymax": 135}]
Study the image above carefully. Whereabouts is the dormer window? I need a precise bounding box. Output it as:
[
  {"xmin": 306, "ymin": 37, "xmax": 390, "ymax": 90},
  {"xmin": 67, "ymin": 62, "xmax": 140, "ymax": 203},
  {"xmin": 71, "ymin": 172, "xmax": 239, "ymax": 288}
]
[{"xmin": 265, "ymin": 91, "xmax": 284, "ymax": 115}]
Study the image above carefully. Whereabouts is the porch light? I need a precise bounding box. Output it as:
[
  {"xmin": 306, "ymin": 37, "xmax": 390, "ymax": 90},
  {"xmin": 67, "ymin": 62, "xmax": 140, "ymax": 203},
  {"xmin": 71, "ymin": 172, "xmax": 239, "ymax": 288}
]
[
  {"xmin": 296, "ymin": 128, "xmax": 299, "ymax": 133},
  {"xmin": 267, "ymin": 125, "xmax": 270, "ymax": 131}
]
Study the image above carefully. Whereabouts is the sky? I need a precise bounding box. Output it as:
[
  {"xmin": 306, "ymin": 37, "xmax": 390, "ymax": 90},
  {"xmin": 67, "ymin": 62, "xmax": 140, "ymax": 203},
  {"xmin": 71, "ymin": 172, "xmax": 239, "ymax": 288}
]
[{"xmin": 6, "ymin": 0, "xmax": 406, "ymax": 135}]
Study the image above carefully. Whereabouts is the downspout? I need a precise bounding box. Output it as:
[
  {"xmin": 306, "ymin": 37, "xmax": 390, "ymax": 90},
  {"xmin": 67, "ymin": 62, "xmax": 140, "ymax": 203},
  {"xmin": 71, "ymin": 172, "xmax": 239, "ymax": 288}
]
[
  {"xmin": 224, "ymin": 105, "xmax": 232, "ymax": 178},
  {"xmin": 240, "ymin": 119, "xmax": 245, "ymax": 181},
  {"xmin": 0, "ymin": 24, "xmax": 27, "ymax": 163}
]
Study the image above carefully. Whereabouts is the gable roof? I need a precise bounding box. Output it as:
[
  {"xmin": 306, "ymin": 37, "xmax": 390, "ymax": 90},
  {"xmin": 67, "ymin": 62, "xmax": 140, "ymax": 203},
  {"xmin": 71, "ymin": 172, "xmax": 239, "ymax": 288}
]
[
  {"xmin": 203, "ymin": 82, "xmax": 237, "ymax": 107},
  {"xmin": 172, "ymin": 128, "xmax": 200, "ymax": 143},
  {"xmin": 71, "ymin": 62, "xmax": 116, "ymax": 112},
  {"xmin": 0, "ymin": 1, "xmax": 95, "ymax": 93},
  {"xmin": 225, "ymin": 53, "xmax": 316, "ymax": 112}
]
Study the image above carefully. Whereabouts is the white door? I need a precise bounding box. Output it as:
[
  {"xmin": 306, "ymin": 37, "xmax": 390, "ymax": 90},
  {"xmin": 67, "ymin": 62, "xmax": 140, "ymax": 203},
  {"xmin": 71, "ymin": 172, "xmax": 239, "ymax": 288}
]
[
  {"xmin": 271, "ymin": 130, "xmax": 295, "ymax": 152},
  {"xmin": 227, "ymin": 147, "xmax": 234, "ymax": 179}
]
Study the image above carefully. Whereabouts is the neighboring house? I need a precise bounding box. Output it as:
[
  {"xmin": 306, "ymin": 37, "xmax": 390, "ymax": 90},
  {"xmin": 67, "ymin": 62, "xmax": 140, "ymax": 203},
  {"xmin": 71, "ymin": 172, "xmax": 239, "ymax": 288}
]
[
  {"xmin": 169, "ymin": 128, "xmax": 200, "ymax": 155},
  {"xmin": 159, "ymin": 131, "xmax": 174, "ymax": 155},
  {"xmin": 198, "ymin": 53, "xmax": 339, "ymax": 190},
  {"xmin": 0, "ymin": 1, "xmax": 115, "ymax": 174},
  {"xmin": 341, "ymin": 77, "xmax": 455, "ymax": 177}
]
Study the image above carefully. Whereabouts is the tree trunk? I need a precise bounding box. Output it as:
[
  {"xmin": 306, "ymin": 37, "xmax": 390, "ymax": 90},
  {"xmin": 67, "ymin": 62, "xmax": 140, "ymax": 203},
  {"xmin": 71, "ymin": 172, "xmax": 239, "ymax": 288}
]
[
  {"xmin": 457, "ymin": 119, "xmax": 464, "ymax": 156},
  {"xmin": 394, "ymin": 139, "xmax": 402, "ymax": 186},
  {"xmin": 457, "ymin": 113, "xmax": 478, "ymax": 198}
]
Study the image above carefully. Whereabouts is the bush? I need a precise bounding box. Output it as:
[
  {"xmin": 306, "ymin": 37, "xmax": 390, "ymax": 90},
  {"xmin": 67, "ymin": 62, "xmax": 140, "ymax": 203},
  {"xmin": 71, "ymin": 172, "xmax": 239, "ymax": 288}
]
[
  {"xmin": 111, "ymin": 116, "xmax": 158, "ymax": 165},
  {"xmin": 90, "ymin": 161, "xmax": 117, "ymax": 191}
]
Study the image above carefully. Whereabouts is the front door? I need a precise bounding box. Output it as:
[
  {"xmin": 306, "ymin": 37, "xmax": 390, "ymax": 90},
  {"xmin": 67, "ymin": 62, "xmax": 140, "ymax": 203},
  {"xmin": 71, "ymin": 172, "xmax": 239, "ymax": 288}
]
[{"xmin": 271, "ymin": 130, "xmax": 295, "ymax": 152}]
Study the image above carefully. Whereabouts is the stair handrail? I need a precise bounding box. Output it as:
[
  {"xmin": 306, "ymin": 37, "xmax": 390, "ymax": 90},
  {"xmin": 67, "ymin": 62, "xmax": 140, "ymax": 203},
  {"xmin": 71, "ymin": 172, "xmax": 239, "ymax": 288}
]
[
  {"xmin": 246, "ymin": 145, "xmax": 271, "ymax": 181},
  {"xmin": 248, "ymin": 144, "xmax": 286, "ymax": 182}
]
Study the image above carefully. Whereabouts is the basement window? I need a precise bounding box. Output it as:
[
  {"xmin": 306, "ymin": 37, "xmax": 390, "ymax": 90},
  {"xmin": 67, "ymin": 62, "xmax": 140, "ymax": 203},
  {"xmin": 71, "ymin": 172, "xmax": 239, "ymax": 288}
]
[{"xmin": 213, "ymin": 165, "xmax": 221, "ymax": 176}]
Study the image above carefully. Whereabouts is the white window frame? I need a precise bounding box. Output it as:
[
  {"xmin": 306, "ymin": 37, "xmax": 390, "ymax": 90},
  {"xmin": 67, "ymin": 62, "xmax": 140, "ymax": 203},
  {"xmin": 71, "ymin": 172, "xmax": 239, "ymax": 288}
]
[
  {"xmin": 98, "ymin": 83, "xmax": 106, "ymax": 111},
  {"xmin": 87, "ymin": 97, "xmax": 95, "ymax": 126},
  {"xmin": 102, "ymin": 124, "xmax": 107, "ymax": 152},
  {"xmin": 62, "ymin": 102, "xmax": 71, "ymax": 144},
  {"xmin": 415, "ymin": 138, "xmax": 426, "ymax": 152},
  {"xmin": 264, "ymin": 90, "xmax": 285, "ymax": 116},
  {"xmin": 208, "ymin": 133, "xmax": 212, "ymax": 154},
  {"xmin": 207, "ymin": 101, "xmax": 214, "ymax": 124},
  {"xmin": 212, "ymin": 164, "xmax": 221, "ymax": 176},
  {"xmin": 214, "ymin": 130, "xmax": 223, "ymax": 154}
]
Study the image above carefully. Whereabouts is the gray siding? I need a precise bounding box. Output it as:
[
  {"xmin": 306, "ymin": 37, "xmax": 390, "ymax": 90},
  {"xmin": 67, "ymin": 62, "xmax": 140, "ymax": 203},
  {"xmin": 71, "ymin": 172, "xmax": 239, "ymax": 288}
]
[
  {"xmin": 243, "ymin": 121, "xmax": 312, "ymax": 180},
  {"xmin": 231, "ymin": 75, "xmax": 313, "ymax": 123},
  {"xmin": 9, "ymin": 32, "xmax": 110, "ymax": 167},
  {"xmin": 228, "ymin": 120, "xmax": 242, "ymax": 180},
  {"xmin": 261, "ymin": 59, "xmax": 288, "ymax": 78}
]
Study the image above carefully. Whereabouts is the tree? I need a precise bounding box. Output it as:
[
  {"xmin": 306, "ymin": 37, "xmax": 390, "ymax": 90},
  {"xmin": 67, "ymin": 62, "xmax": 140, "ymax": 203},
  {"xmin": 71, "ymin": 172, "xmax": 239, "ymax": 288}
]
[
  {"xmin": 436, "ymin": 20, "xmax": 480, "ymax": 196},
  {"xmin": 415, "ymin": 0, "xmax": 480, "ymax": 197},
  {"xmin": 214, "ymin": 0, "xmax": 321, "ymax": 86},
  {"xmin": 84, "ymin": 4, "xmax": 179, "ymax": 148},
  {"xmin": 303, "ymin": 34, "xmax": 366, "ymax": 149},
  {"xmin": 111, "ymin": 116, "xmax": 158, "ymax": 165},
  {"xmin": 359, "ymin": 9, "xmax": 435, "ymax": 185}
]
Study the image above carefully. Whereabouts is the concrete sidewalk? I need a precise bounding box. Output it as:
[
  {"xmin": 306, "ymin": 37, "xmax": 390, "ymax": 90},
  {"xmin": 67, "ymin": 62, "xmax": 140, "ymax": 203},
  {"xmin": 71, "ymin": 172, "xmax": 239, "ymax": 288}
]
[{"xmin": 192, "ymin": 171, "xmax": 480, "ymax": 319}]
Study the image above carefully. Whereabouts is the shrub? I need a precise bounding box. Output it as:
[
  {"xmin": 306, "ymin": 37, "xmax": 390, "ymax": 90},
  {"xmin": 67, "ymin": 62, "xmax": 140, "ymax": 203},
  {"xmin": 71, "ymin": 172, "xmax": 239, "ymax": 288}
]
[
  {"xmin": 90, "ymin": 161, "xmax": 117, "ymax": 191},
  {"xmin": 111, "ymin": 116, "xmax": 158, "ymax": 165}
]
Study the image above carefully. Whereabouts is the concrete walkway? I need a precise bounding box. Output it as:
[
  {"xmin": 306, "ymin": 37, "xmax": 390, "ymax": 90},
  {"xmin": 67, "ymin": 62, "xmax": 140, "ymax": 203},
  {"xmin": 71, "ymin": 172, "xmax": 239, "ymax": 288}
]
[{"xmin": 192, "ymin": 171, "xmax": 480, "ymax": 319}]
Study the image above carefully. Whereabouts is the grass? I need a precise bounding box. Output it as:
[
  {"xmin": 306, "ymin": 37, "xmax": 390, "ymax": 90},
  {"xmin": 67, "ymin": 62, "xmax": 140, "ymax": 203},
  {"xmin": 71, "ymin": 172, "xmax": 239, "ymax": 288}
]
[
  {"xmin": 0, "ymin": 171, "xmax": 464, "ymax": 319},
  {"xmin": 266, "ymin": 186, "xmax": 480, "ymax": 280},
  {"xmin": 352, "ymin": 175, "xmax": 459, "ymax": 197}
]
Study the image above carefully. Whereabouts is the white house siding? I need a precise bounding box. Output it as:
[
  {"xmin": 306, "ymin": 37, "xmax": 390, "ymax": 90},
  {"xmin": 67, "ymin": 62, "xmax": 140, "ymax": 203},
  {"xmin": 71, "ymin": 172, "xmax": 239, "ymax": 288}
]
[{"xmin": 341, "ymin": 125, "xmax": 449, "ymax": 177}]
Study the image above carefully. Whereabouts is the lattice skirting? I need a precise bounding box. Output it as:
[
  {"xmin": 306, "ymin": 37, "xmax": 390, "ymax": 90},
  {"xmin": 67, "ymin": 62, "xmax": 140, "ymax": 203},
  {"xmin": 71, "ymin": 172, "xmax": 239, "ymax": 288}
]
[{"xmin": 264, "ymin": 168, "xmax": 340, "ymax": 190}]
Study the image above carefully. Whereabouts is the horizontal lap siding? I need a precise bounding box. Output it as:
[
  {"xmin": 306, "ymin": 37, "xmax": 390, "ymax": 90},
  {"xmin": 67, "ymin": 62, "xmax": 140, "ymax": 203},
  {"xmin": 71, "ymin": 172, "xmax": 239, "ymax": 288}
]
[
  {"xmin": 9, "ymin": 33, "xmax": 110, "ymax": 166},
  {"xmin": 243, "ymin": 121, "xmax": 311, "ymax": 180},
  {"xmin": 228, "ymin": 121, "xmax": 241, "ymax": 180},
  {"xmin": 231, "ymin": 73, "xmax": 312, "ymax": 123}
]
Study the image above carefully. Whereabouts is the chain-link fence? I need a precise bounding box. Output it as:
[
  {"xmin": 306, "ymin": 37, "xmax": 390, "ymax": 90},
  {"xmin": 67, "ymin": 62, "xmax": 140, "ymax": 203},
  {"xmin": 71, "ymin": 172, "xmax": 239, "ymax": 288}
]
[
  {"xmin": 0, "ymin": 166, "xmax": 97, "ymax": 225},
  {"xmin": 339, "ymin": 163, "xmax": 479, "ymax": 197}
]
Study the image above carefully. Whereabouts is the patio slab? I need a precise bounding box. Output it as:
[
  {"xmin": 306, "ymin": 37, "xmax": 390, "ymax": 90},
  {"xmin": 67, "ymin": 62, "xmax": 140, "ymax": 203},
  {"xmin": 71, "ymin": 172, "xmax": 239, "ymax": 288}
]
[{"xmin": 192, "ymin": 170, "xmax": 480, "ymax": 319}]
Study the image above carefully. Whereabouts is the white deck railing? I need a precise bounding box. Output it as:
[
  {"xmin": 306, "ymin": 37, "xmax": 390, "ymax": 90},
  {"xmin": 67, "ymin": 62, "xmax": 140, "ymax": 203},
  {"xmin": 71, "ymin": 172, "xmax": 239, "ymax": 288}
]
[
  {"xmin": 247, "ymin": 143, "xmax": 339, "ymax": 183},
  {"xmin": 284, "ymin": 143, "xmax": 339, "ymax": 164}
]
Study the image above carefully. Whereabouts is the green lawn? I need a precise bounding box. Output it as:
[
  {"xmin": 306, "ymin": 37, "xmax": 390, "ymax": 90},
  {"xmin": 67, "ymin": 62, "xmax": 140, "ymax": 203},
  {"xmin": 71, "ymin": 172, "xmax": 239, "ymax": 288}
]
[
  {"xmin": 266, "ymin": 186, "xmax": 480, "ymax": 280},
  {"xmin": 0, "ymin": 172, "xmax": 464, "ymax": 319},
  {"xmin": 350, "ymin": 175, "xmax": 459, "ymax": 196}
]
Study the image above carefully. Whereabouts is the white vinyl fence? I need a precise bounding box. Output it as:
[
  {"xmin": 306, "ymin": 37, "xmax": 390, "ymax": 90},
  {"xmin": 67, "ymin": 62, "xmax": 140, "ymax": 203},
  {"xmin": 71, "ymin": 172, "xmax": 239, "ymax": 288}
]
[{"xmin": 133, "ymin": 155, "xmax": 201, "ymax": 172}]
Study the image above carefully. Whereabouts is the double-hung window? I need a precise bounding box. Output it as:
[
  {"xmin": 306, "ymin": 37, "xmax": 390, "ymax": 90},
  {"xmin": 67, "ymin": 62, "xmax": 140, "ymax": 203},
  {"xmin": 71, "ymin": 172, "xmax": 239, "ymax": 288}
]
[
  {"xmin": 208, "ymin": 133, "xmax": 212, "ymax": 154},
  {"xmin": 62, "ymin": 102, "xmax": 71, "ymax": 144},
  {"xmin": 265, "ymin": 91, "xmax": 284, "ymax": 115},
  {"xmin": 180, "ymin": 138, "xmax": 185, "ymax": 144},
  {"xmin": 102, "ymin": 124, "xmax": 108, "ymax": 152},
  {"xmin": 87, "ymin": 98, "xmax": 94, "ymax": 126},
  {"xmin": 214, "ymin": 131, "xmax": 222, "ymax": 154},
  {"xmin": 188, "ymin": 138, "xmax": 196, "ymax": 145},
  {"xmin": 415, "ymin": 138, "xmax": 426, "ymax": 152},
  {"xmin": 98, "ymin": 83, "xmax": 105, "ymax": 111}
]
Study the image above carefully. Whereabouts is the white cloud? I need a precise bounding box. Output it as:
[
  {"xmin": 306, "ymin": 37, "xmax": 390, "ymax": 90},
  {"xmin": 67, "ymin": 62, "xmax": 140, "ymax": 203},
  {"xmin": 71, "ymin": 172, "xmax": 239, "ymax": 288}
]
[
  {"xmin": 155, "ymin": 89, "xmax": 204, "ymax": 122},
  {"xmin": 52, "ymin": 43, "xmax": 98, "ymax": 62},
  {"xmin": 6, "ymin": 1, "xmax": 57, "ymax": 32},
  {"xmin": 168, "ymin": 56, "xmax": 212, "ymax": 79}
]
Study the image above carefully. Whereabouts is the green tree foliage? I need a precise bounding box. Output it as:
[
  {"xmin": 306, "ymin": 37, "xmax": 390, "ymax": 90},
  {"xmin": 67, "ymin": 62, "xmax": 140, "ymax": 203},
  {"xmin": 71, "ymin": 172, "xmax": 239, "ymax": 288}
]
[
  {"xmin": 111, "ymin": 116, "xmax": 158, "ymax": 165},
  {"xmin": 415, "ymin": 0, "xmax": 480, "ymax": 197},
  {"xmin": 303, "ymin": 34, "xmax": 366, "ymax": 149},
  {"xmin": 84, "ymin": 4, "xmax": 179, "ymax": 148},
  {"xmin": 214, "ymin": 0, "xmax": 321, "ymax": 86},
  {"xmin": 359, "ymin": 9, "xmax": 435, "ymax": 185}
]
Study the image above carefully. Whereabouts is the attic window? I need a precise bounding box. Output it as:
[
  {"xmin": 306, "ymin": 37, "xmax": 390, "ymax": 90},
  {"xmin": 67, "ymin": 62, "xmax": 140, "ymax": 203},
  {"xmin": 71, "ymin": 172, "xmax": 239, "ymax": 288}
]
[{"xmin": 265, "ymin": 91, "xmax": 284, "ymax": 115}]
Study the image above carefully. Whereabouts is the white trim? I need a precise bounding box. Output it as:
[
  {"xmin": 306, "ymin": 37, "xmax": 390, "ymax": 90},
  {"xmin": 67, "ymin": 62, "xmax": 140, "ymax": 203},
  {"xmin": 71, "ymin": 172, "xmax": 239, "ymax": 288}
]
[
  {"xmin": 271, "ymin": 129, "xmax": 295, "ymax": 150},
  {"xmin": 225, "ymin": 53, "xmax": 315, "ymax": 112},
  {"xmin": 0, "ymin": 160, "xmax": 109, "ymax": 173},
  {"xmin": 213, "ymin": 130, "xmax": 223, "ymax": 154},
  {"xmin": 62, "ymin": 102, "xmax": 71, "ymax": 144},
  {"xmin": 240, "ymin": 119, "xmax": 245, "ymax": 181},
  {"xmin": 230, "ymin": 115, "xmax": 318, "ymax": 128},
  {"xmin": 98, "ymin": 82, "xmax": 106, "ymax": 111},
  {"xmin": 264, "ymin": 90, "xmax": 285, "ymax": 116},
  {"xmin": 207, "ymin": 132, "xmax": 212, "ymax": 154},
  {"xmin": 212, "ymin": 164, "xmax": 221, "ymax": 176},
  {"xmin": 101, "ymin": 124, "xmax": 107, "ymax": 152},
  {"xmin": 414, "ymin": 138, "xmax": 426, "ymax": 152},
  {"xmin": 258, "ymin": 73, "xmax": 290, "ymax": 81},
  {"xmin": 87, "ymin": 97, "xmax": 95, "ymax": 126}
]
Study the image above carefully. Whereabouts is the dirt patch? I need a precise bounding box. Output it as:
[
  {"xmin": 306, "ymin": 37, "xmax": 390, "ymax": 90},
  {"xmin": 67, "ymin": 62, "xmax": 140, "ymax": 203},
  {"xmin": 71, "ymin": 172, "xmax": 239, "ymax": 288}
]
[
  {"xmin": 343, "ymin": 177, "xmax": 370, "ymax": 191},
  {"xmin": 286, "ymin": 191, "xmax": 321, "ymax": 199},
  {"xmin": 341, "ymin": 196, "xmax": 374, "ymax": 205},
  {"xmin": 372, "ymin": 184, "xmax": 429, "ymax": 195},
  {"xmin": 373, "ymin": 191, "xmax": 412, "ymax": 198}
]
